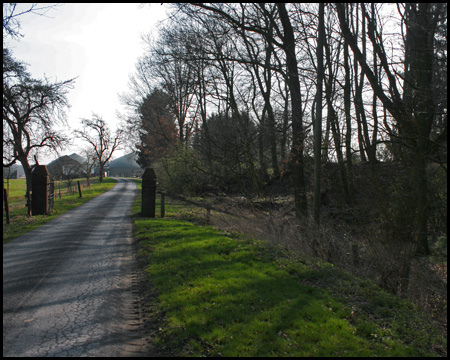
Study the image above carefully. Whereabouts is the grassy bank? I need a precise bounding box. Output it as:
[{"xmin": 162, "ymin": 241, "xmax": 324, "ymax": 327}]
[
  {"xmin": 3, "ymin": 177, "xmax": 117, "ymax": 244},
  {"xmin": 131, "ymin": 182, "xmax": 445, "ymax": 357}
]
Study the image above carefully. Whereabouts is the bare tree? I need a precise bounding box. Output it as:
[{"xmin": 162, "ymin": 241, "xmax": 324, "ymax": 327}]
[
  {"xmin": 161, "ymin": 3, "xmax": 309, "ymax": 209},
  {"xmin": 336, "ymin": 3, "xmax": 446, "ymax": 254},
  {"xmin": 79, "ymin": 148, "xmax": 97, "ymax": 187},
  {"xmin": 239, "ymin": 4, "xmax": 280, "ymax": 178},
  {"xmin": 3, "ymin": 48, "xmax": 74, "ymax": 214},
  {"xmin": 74, "ymin": 114, "xmax": 123, "ymax": 182},
  {"xmin": 3, "ymin": 3, "xmax": 61, "ymax": 40},
  {"xmin": 141, "ymin": 27, "xmax": 197, "ymax": 143}
]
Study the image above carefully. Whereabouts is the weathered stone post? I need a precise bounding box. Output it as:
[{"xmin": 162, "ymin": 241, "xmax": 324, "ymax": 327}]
[
  {"xmin": 32, "ymin": 165, "xmax": 49, "ymax": 215},
  {"xmin": 141, "ymin": 168, "xmax": 157, "ymax": 217},
  {"xmin": 4, "ymin": 187, "xmax": 10, "ymax": 224}
]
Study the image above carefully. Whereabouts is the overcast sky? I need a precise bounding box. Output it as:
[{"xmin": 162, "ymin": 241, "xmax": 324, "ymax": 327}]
[{"xmin": 5, "ymin": 3, "xmax": 169, "ymax": 165}]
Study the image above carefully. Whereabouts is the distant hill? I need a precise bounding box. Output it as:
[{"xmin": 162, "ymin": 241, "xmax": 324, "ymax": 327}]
[{"xmin": 109, "ymin": 152, "xmax": 143, "ymax": 177}]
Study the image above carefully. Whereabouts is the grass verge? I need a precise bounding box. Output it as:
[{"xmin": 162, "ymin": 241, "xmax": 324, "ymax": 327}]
[
  {"xmin": 3, "ymin": 177, "xmax": 117, "ymax": 244},
  {"xmin": 131, "ymin": 183, "xmax": 446, "ymax": 356}
]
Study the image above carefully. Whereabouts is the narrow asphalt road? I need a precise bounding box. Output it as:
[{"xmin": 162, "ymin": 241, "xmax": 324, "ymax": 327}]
[{"xmin": 3, "ymin": 178, "xmax": 144, "ymax": 357}]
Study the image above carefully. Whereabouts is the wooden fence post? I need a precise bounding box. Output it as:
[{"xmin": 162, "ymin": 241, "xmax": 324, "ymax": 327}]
[{"xmin": 77, "ymin": 180, "xmax": 82, "ymax": 198}]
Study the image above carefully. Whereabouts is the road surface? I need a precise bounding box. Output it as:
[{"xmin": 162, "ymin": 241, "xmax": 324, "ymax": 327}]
[{"xmin": 3, "ymin": 178, "xmax": 145, "ymax": 357}]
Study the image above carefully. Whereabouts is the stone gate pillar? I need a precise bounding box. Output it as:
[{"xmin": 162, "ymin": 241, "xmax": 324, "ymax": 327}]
[
  {"xmin": 141, "ymin": 168, "xmax": 156, "ymax": 217},
  {"xmin": 32, "ymin": 165, "xmax": 49, "ymax": 216}
]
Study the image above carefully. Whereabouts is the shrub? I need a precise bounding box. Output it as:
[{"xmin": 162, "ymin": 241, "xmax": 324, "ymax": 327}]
[{"xmin": 153, "ymin": 145, "xmax": 204, "ymax": 196}]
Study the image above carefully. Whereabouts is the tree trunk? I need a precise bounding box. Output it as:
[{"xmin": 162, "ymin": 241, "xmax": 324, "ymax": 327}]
[
  {"xmin": 336, "ymin": 3, "xmax": 440, "ymax": 255},
  {"xmin": 20, "ymin": 157, "xmax": 33, "ymax": 216},
  {"xmin": 266, "ymin": 102, "xmax": 280, "ymax": 178},
  {"xmin": 99, "ymin": 164, "xmax": 104, "ymax": 182},
  {"xmin": 354, "ymin": 4, "xmax": 368, "ymax": 163},
  {"xmin": 278, "ymin": 3, "xmax": 307, "ymax": 218},
  {"xmin": 403, "ymin": 4, "xmax": 436, "ymax": 255},
  {"xmin": 280, "ymin": 82, "xmax": 290, "ymax": 165},
  {"xmin": 257, "ymin": 107, "xmax": 268, "ymax": 179},
  {"xmin": 313, "ymin": 3, "xmax": 325, "ymax": 224},
  {"xmin": 368, "ymin": 3, "xmax": 379, "ymax": 165},
  {"xmin": 262, "ymin": 28, "xmax": 280, "ymax": 179},
  {"xmin": 343, "ymin": 6, "xmax": 354, "ymax": 206}
]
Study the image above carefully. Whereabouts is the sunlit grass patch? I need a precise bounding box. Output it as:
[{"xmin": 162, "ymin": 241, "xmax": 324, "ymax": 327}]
[
  {"xmin": 134, "ymin": 217, "xmax": 435, "ymax": 356},
  {"xmin": 3, "ymin": 177, "xmax": 117, "ymax": 243},
  {"xmin": 130, "ymin": 179, "xmax": 445, "ymax": 356}
]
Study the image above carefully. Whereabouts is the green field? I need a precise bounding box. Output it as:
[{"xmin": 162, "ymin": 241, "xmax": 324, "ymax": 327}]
[
  {"xmin": 3, "ymin": 177, "xmax": 117, "ymax": 243},
  {"xmin": 3, "ymin": 178, "xmax": 29, "ymax": 198},
  {"xmin": 131, "ymin": 179, "xmax": 446, "ymax": 357}
]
